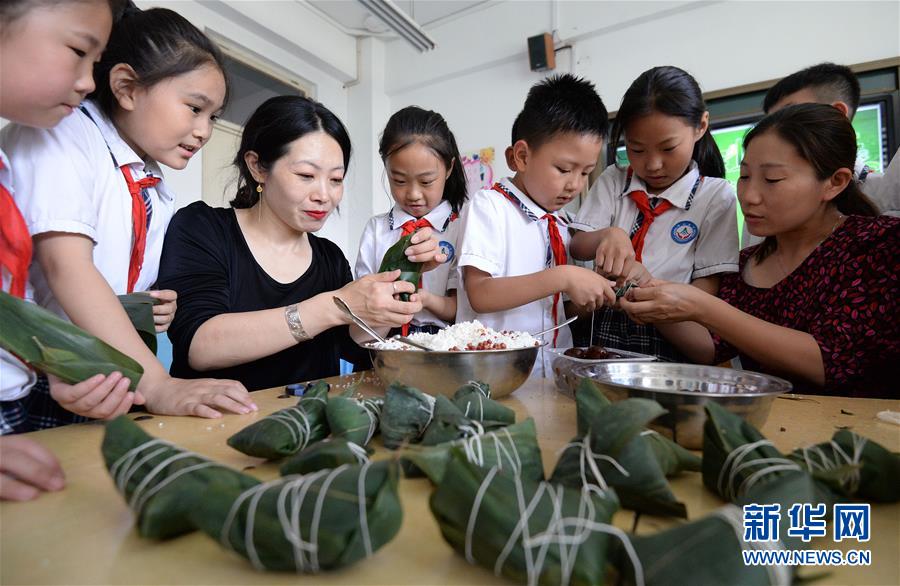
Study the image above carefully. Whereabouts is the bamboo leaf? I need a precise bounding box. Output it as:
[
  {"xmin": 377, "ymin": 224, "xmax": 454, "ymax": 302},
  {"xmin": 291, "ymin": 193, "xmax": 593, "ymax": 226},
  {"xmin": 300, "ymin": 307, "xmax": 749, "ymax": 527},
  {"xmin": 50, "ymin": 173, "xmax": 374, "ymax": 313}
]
[{"xmin": 0, "ymin": 291, "xmax": 143, "ymax": 390}]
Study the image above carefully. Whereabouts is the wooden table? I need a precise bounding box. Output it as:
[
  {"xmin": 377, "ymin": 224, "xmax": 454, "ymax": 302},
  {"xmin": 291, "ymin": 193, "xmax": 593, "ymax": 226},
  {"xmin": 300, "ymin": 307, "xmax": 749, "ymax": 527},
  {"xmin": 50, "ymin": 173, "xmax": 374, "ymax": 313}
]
[{"xmin": 2, "ymin": 374, "xmax": 898, "ymax": 585}]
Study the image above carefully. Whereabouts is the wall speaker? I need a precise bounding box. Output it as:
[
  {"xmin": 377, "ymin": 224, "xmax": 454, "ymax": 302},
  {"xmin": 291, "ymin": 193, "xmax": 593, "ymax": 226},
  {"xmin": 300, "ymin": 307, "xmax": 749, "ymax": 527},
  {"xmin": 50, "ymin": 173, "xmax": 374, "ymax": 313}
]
[{"xmin": 527, "ymin": 33, "xmax": 555, "ymax": 72}]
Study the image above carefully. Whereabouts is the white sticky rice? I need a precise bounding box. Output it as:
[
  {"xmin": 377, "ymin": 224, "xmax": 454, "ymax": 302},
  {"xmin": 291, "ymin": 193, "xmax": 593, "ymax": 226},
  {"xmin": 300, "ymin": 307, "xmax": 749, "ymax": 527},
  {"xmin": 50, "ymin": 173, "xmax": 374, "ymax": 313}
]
[{"xmin": 372, "ymin": 320, "xmax": 539, "ymax": 351}]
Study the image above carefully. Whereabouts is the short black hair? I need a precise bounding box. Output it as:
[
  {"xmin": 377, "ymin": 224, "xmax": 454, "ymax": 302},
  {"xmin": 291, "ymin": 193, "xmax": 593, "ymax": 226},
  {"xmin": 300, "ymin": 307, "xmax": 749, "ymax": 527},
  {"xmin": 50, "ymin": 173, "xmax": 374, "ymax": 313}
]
[
  {"xmin": 514, "ymin": 73, "xmax": 608, "ymax": 150},
  {"xmin": 763, "ymin": 63, "xmax": 861, "ymax": 116}
]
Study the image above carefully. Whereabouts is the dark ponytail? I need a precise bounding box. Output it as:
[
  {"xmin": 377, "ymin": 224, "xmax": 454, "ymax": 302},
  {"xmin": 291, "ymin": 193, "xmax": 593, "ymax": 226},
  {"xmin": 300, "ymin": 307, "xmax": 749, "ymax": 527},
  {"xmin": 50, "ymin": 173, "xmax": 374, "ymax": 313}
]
[
  {"xmin": 612, "ymin": 65, "xmax": 725, "ymax": 178},
  {"xmin": 379, "ymin": 106, "xmax": 467, "ymax": 213},
  {"xmin": 232, "ymin": 95, "xmax": 352, "ymax": 209},
  {"xmin": 744, "ymin": 103, "xmax": 878, "ymax": 261},
  {"xmin": 89, "ymin": 6, "xmax": 228, "ymax": 118}
]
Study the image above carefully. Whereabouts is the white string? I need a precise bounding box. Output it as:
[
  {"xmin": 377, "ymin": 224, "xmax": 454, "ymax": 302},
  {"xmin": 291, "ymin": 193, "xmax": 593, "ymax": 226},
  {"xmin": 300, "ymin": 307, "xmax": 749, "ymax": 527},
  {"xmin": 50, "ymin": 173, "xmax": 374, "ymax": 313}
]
[
  {"xmin": 360, "ymin": 399, "xmax": 381, "ymax": 445},
  {"xmin": 717, "ymin": 439, "xmax": 801, "ymax": 501},
  {"xmin": 463, "ymin": 465, "xmax": 644, "ymax": 586},
  {"xmin": 799, "ymin": 434, "xmax": 867, "ymax": 494},
  {"xmin": 109, "ymin": 438, "xmax": 224, "ymax": 517},
  {"xmin": 347, "ymin": 441, "xmax": 370, "ymax": 464},
  {"xmin": 556, "ymin": 433, "xmax": 630, "ymax": 492},
  {"xmin": 415, "ymin": 394, "xmax": 437, "ymax": 438},
  {"xmin": 714, "ymin": 504, "xmax": 791, "ymax": 586},
  {"xmin": 459, "ymin": 426, "xmax": 521, "ymax": 474},
  {"xmin": 465, "ymin": 381, "xmax": 491, "ymax": 398},
  {"xmin": 269, "ymin": 407, "xmax": 312, "ymax": 450},
  {"xmin": 222, "ymin": 464, "xmax": 376, "ymax": 574}
]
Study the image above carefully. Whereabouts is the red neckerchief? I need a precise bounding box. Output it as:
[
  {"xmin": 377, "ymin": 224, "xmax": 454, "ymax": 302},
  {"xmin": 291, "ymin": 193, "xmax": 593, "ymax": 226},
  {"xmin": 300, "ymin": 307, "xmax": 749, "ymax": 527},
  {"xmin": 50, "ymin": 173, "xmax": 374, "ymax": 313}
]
[
  {"xmin": 120, "ymin": 166, "xmax": 159, "ymax": 293},
  {"xmin": 0, "ymin": 159, "xmax": 32, "ymax": 298}
]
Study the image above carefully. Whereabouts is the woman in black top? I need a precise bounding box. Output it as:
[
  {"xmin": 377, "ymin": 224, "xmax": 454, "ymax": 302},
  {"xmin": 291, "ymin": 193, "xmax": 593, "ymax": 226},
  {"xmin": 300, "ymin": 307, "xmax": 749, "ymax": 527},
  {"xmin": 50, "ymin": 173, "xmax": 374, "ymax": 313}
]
[{"xmin": 158, "ymin": 96, "xmax": 444, "ymax": 391}]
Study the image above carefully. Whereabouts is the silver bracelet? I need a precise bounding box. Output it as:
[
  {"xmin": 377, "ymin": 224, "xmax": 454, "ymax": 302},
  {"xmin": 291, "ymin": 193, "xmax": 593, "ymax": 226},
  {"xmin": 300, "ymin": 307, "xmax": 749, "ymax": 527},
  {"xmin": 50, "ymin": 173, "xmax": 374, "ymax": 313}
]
[{"xmin": 284, "ymin": 303, "xmax": 312, "ymax": 342}]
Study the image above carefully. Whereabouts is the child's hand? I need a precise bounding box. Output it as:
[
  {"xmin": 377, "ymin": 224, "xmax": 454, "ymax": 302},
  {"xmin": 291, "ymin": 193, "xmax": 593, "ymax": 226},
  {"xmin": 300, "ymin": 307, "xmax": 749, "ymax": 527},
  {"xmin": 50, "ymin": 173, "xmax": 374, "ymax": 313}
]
[
  {"xmin": 405, "ymin": 227, "xmax": 448, "ymax": 272},
  {"xmin": 616, "ymin": 260, "xmax": 654, "ymax": 288},
  {"xmin": 562, "ymin": 266, "xmax": 616, "ymax": 311},
  {"xmin": 145, "ymin": 289, "xmax": 178, "ymax": 333},
  {"xmin": 0, "ymin": 435, "xmax": 65, "ymax": 501},
  {"xmin": 594, "ymin": 227, "xmax": 636, "ymax": 279},
  {"xmin": 48, "ymin": 372, "xmax": 143, "ymax": 420}
]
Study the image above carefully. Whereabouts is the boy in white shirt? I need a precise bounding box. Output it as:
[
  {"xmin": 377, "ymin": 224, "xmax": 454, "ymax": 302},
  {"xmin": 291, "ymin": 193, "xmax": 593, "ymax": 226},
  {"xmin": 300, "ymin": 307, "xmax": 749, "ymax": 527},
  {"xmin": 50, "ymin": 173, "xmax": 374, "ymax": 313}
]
[{"xmin": 456, "ymin": 74, "xmax": 617, "ymax": 375}]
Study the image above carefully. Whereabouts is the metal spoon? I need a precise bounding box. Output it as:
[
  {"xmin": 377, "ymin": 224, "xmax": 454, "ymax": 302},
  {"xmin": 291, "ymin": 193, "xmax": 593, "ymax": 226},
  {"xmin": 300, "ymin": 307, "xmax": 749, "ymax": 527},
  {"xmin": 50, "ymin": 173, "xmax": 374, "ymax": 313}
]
[
  {"xmin": 332, "ymin": 296, "xmax": 387, "ymax": 344},
  {"xmin": 394, "ymin": 336, "xmax": 434, "ymax": 352},
  {"xmin": 531, "ymin": 315, "xmax": 578, "ymax": 338}
]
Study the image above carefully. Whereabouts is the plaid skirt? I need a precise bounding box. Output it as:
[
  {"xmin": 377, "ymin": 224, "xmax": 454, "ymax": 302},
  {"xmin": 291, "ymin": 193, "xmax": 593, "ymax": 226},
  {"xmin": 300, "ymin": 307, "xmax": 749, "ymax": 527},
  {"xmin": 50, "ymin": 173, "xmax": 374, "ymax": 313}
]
[
  {"xmin": 0, "ymin": 375, "xmax": 89, "ymax": 435},
  {"xmin": 589, "ymin": 307, "xmax": 685, "ymax": 362}
]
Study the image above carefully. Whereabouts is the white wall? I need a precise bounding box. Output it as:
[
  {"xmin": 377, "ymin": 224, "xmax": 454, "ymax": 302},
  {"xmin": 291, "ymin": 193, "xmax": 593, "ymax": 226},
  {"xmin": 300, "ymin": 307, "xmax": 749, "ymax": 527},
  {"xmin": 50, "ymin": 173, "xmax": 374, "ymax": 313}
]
[{"xmin": 386, "ymin": 0, "xmax": 900, "ymax": 180}]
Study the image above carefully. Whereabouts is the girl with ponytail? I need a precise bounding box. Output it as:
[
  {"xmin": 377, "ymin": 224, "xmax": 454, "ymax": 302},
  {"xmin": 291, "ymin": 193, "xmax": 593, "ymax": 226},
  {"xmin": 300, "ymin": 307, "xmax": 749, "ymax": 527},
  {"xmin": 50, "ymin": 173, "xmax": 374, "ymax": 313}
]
[
  {"xmin": 620, "ymin": 103, "xmax": 898, "ymax": 398},
  {"xmin": 570, "ymin": 65, "xmax": 739, "ymax": 360}
]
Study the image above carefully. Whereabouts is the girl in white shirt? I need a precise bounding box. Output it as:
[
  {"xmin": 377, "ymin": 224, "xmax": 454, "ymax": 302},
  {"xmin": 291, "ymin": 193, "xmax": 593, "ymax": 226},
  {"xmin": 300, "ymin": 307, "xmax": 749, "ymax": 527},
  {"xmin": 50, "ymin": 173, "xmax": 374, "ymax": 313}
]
[
  {"xmin": 1, "ymin": 6, "xmax": 256, "ymax": 420},
  {"xmin": 570, "ymin": 66, "xmax": 739, "ymax": 360},
  {"xmin": 355, "ymin": 106, "xmax": 467, "ymax": 334},
  {"xmin": 0, "ymin": 0, "xmax": 130, "ymax": 500}
]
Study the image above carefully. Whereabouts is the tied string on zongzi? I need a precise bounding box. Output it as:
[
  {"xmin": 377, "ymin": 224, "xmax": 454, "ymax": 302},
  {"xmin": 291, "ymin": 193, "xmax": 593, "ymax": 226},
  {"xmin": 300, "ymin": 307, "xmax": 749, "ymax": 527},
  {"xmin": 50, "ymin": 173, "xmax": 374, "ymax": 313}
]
[
  {"xmin": 461, "ymin": 427, "xmax": 521, "ymax": 474},
  {"xmin": 465, "ymin": 466, "xmax": 645, "ymax": 586},
  {"xmin": 796, "ymin": 434, "xmax": 867, "ymax": 495},
  {"xmin": 221, "ymin": 462, "xmax": 377, "ymax": 572},
  {"xmin": 270, "ymin": 392, "xmax": 327, "ymax": 451},
  {"xmin": 346, "ymin": 441, "xmax": 371, "ymax": 464},
  {"xmin": 359, "ymin": 399, "xmax": 381, "ymax": 445},
  {"xmin": 712, "ymin": 504, "xmax": 792, "ymax": 586},
  {"xmin": 417, "ymin": 394, "xmax": 438, "ymax": 437},
  {"xmin": 559, "ymin": 432, "xmax": 631, "ymax": 492},
  {"xmin": 109, "ymin": 438, "xmax": 223, "ymax": 516},
  {"xmin": 717, "ymin": 439, "xmax": 802, "ymax": 502}
]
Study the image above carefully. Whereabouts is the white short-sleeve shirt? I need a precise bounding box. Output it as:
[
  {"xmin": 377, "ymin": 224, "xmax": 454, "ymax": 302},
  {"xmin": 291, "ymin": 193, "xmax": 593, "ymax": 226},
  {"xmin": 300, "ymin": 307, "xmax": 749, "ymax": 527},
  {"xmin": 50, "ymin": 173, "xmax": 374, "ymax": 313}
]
[
  {"xmin": 572, "ymin": 162, "xmax": 739, "ymax": 283},
  {"xmin": 0, "ymin": 147, "xmax": 37, "ymax": 402},
  {"xmin": 0, "ymin": 101, "xmax": 176, "ymax": 319},
  {"xmin": 456, "ymin": 178, "xmax": 573, "ymax": 375},
  {"xmin": 354, "ymin": 200, "xmax": 461, "ymax": 329}
]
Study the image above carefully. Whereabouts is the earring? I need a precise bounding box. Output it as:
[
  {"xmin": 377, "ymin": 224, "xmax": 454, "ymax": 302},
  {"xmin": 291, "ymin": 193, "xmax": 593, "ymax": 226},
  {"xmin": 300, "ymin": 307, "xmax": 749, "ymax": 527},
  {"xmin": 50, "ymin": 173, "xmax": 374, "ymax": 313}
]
[{"xmin": 256, "ymin": 184, "xmax": 263, "ymax": 193}]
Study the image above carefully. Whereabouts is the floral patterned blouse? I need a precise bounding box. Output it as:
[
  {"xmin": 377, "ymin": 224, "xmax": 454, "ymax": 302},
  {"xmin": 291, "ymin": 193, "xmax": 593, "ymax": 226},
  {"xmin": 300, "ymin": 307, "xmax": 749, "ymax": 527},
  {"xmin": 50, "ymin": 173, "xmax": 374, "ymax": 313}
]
[{"xmin": 713, "ymin": 215, "xmax": 899, "ymax": 398}]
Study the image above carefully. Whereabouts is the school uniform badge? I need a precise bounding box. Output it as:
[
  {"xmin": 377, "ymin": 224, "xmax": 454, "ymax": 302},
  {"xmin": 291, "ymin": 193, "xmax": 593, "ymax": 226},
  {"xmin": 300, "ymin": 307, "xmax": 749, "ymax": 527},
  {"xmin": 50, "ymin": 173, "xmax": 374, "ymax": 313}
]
[
  {"xmin": 439, "ymin": 241, "xmax": 455, "ymax": 262},
  {"xmin": 671, "ymin": 221, "xmax": 699, "ymax": 244}
]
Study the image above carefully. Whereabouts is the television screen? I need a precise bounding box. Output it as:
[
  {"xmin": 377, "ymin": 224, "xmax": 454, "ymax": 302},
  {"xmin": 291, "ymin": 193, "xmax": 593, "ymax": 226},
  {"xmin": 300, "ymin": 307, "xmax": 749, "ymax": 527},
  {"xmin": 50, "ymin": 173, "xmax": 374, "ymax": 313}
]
[{"xmin": 853, "ymin": 102, "xmax": 886, "ymax": 173}]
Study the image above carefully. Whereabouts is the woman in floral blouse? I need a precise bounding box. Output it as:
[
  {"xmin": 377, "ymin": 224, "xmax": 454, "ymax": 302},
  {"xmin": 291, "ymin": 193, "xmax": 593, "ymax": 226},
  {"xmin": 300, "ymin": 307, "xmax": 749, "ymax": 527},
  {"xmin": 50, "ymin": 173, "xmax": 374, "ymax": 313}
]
[{"xmin": 621, "ymin": 104, "xmax": 898, "ymax": 397}]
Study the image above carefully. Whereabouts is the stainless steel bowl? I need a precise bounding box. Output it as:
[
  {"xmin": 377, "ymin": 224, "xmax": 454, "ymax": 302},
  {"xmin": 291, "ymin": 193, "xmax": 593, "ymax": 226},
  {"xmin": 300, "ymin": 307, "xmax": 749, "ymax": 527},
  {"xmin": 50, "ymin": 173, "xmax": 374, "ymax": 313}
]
[
  {"xmin": 549, "ymin": 346, "xmax": 656, "ymax": 398},
  {"xmin": 363, "ymin": 342, "xmax": 542, "ymax": 398},
  {"xmin": 571, "ymin": 362, "xmax": 792, "ymax": 449}
]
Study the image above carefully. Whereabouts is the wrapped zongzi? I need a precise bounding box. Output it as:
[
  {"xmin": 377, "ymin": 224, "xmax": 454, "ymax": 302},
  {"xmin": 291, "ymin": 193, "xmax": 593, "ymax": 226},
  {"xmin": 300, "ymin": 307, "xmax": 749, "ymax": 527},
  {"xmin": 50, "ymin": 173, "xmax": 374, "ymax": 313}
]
[
  {"xmin": 326, "ymin": 391, "xmax": 382, "ymax": 447},
  {"xmin": 380, "ymin": 382, "xmax": 437, "ymax": 449},
  {"xmin": 227, "ymin": 381, "xmax": 330, "ymax": 459},
  {"xmin": 102, "ymin": 416, "xmax": 259, "ymax": 539},
  {"xmin": 279, "ymin": 437, "xmax": 370, "ymax": 476},
  {"xmin": 403, "ymin": 418, "xmax": 544, "ymax": 485},
  {"xmin": 551, "ymin": 398, "xmax": 688, "ymax": 517},
  {"xmin": 192, "ymin": 461, "xmax": 402, "ymax": 572},
  {"xmin": 453, "ymin": 382, "xmax": 515, "ymax": 425},
  {"xmin": 431, "ymin": 452, "xmax": 630, "ymax": 586}
]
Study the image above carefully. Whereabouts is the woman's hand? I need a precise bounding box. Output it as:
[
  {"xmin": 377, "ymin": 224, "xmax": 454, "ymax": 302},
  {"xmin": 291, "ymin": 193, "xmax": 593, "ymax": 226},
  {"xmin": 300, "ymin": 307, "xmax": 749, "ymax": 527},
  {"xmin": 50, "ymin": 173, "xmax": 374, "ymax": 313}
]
[
  {"xmin": 145, "ymin": 289, "xmax": 178, "ymax": 333},
  {"xmin": 48, "ymin": 372, "xmax": 143, "ymax": 420},
  {"xmin": 140, "ymin": 376, "xmax": 257, "ymax": 419},
  {"xmin": 336, "ymin": 270, "xmax": 423, "ymax": 328},
  {"xmin": 619, "ymin": 280, "xmax": 708, "ymax": 324},
  {"xmin": 0, "ymin": 436, "xmax": 65, "ymax": 501},
  {"xmin": 594, "ymin": 227, "xmax": 636, "ymax": 279},
  {"xmin": 405, "ymin": 227, "xmax": 448, "ymax": 272}
]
